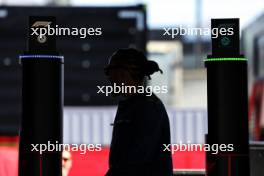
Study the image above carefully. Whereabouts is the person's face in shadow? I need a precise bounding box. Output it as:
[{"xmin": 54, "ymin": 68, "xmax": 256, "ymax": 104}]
[
  {"xmin": 106, "ymin": 59, "xmax": 130, "ymax": 85},
  {"xmin": 105, "ymin": 58, "xmax": 140, "ymax": 96}
]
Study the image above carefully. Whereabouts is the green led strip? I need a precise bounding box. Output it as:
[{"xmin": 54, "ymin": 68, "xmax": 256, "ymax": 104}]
[{"xmin": 204, "ymin": 58, "xmax": 247, "ymax": 62}]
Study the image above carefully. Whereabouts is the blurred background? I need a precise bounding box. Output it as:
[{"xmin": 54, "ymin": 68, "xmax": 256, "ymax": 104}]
[{"xmin": 0, "ymin": 0, "xmax": 264, "ymax": 176}]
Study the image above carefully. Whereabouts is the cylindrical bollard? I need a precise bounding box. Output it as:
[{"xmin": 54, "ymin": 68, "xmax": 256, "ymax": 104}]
[
  {"xmin": 18, "ymin": 16, "xmax": 64, "ymax": 176},
  {"xmin": 205, "ymin": 19, "xmax": 250, "ymax": 176}
]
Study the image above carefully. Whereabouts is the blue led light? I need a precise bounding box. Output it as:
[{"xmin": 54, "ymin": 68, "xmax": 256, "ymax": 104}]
[
  {"xmin": 18, "ymin": 55, "xmax": 64, "ymax": 64},
  {"xmin": 19, "ymin": 55, "xmax": 64, "ymax": 59}
]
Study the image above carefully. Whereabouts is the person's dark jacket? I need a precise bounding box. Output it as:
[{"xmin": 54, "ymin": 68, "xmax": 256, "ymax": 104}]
[{"xmin": 105, "ymin": 93, "xmax": 173, "ymax": 176}]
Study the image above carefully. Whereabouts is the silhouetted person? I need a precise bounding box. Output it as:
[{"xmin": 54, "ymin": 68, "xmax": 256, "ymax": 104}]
[{"xmin": 104, "ymin": 48, "xmax": 173, "ymax": 176}]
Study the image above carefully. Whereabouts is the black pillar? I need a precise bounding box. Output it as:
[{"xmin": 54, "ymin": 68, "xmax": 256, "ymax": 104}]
[
  {"xmin": 19, "ymin": 16, "xmax": 64, "ymax": 176},
  {"xmin": 205, "ymin": 19, "xmax": 250, "ymax": 176}
]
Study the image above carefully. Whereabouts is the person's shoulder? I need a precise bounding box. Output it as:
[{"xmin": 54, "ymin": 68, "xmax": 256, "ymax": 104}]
[
  {"xmin": 139, "ymin": 93, "xmax": 165, "ymax": 111},
  {"xmin": 144, "ymin": 93, "xmax": 160, "ymax": 103},
  {"xmin": 138, "ymin": 94, "xmax": 169, "ymax": 123}
]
